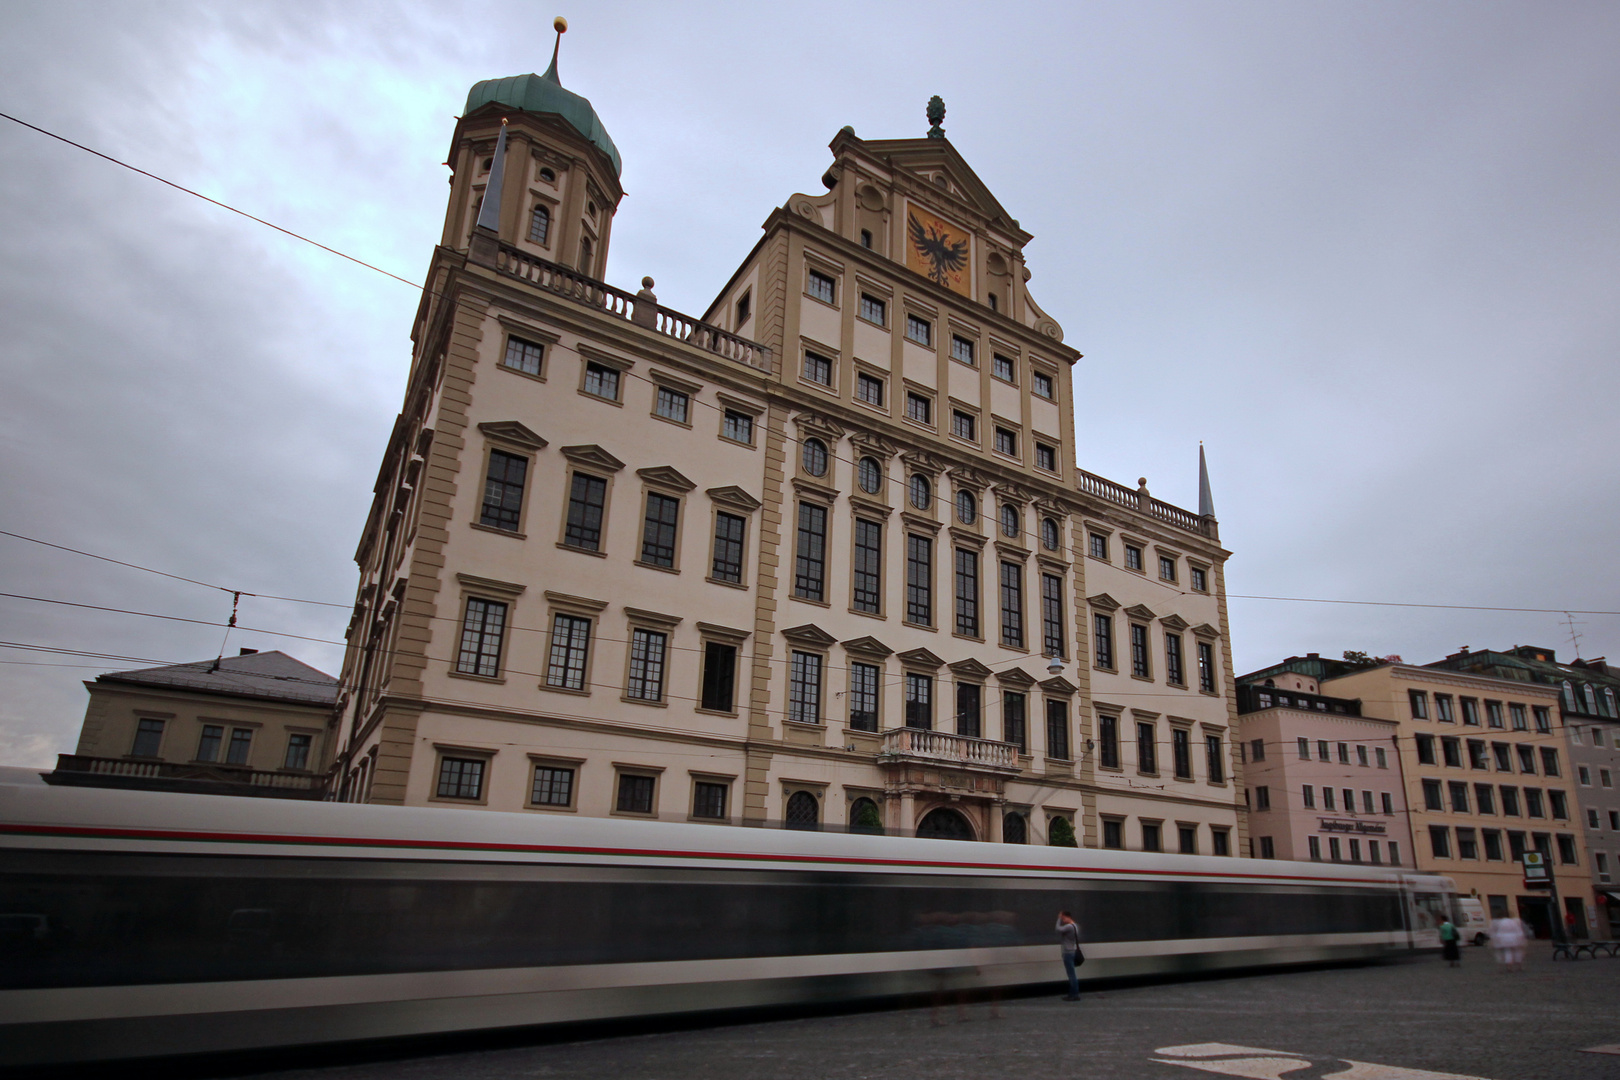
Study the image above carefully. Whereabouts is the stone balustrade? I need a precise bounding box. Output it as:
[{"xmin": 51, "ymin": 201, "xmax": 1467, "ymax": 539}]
[{"xmin": 879, "ymin": 727, "xmax": 1021, "ymax": 773}]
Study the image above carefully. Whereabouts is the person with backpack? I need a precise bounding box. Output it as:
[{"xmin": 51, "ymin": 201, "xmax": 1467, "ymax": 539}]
[{"xmin": 1056, "ymin": 910, "xmax": 1083, "ymax": 1000}]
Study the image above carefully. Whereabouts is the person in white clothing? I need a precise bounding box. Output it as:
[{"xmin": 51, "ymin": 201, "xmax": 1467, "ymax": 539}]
[{"xmin": 1491, "ymin": 914, "xmax": 1527, "ymax": 971}]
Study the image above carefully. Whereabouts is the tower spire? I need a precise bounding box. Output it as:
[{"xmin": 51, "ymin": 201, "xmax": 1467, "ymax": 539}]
[
  {"xmin": 543, "ymin": 16, "xmax": 568, "ymax": 83},
  {"xmin": 474, "ymin": 120, "xmax": 509, "ymax": 234},
  {"xmin": 1198, "ymin": 442, "xmax": 1216, "ymax": 519}
]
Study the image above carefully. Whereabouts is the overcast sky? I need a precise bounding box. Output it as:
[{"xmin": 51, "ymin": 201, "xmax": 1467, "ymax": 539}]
[{"xmin": 2, "ymin": 1, "xmax": 1617, "ymax": 767}]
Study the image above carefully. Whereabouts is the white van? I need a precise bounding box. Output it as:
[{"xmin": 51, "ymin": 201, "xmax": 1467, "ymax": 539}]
[{"xmin": 1456, "ymin": 898, "xmax": 1490, "ymax": 946}]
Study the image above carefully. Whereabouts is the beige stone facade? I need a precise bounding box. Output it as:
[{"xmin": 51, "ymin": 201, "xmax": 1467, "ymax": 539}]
[{"xmin": 331, "ymin": 71, "xmax": 1243, "ymax": 852}]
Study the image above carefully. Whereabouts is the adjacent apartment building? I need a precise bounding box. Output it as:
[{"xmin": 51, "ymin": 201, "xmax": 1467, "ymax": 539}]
[
  {"xmin": 1427, "ymin": 646, "xmax": 1620, "ymax": 937},
  {"xmin": 1234, "ymin": 671, "xmax": 1409, "ymax": 866},
  {"xmin": 330, "ymin": 50, "xmax": 1245, "ymax": 852},
  {"xmin": 1248, "ymin": 654, "xmax": 1587, "ymax": 937}
]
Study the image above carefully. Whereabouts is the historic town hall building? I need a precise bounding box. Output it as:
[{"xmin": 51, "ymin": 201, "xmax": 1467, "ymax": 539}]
[{"xmin": 332, "ymin": 40, "xmax": 1243, "ymax": 853}]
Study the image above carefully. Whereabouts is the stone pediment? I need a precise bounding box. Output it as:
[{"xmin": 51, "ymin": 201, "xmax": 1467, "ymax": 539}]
[
  {"xmin": 897, "ymin": 647, "xmax": 945, "ymax": 670},
  {"xmin": 947, "ymin": 465, "xmax": 990, "ymax": 490},
  {"xmin": 1124, "ymin": 604, "xmax": 1157, "ymax": 621},
  {"xmin": 849, "ymin": 431, "xmax": 900, "ymax": 459},
  {"xmin": 707, "ymin": 485, "xmax": 761, "ymax": 511},
  {"xmin": 1040, "ymin": 675, "xmax": 1079, "ymax": 695},
  {"xmin": 993, "ymin": 483, "xmax": 1036, "ymax": 505},
  {"xmin": 1159, "ymin": 614, "xmax": 1190, "ymax": 632},
  {"xmin": 781, "ymin": 623, "xmax": 838, "ymax": 647},
  {"xmin": 476, "ymin": 421, "xmax": 547, "ymax": 451},
  {"xmin": 870, "ymin": 138, "xmax": 1024, "ymax": 238},
  {"xmin": 1192, "ymin": 623, "xmax": 1221, "ymax": 640},
  {"xmin": 560, "ymin": 444, "xmax": 625, "ymax": 472},
  {"xmin": 995, "ymin": 667, "xmax": 1036, "ymax": 687},
  {"xmin": 841, "ymin": 635, "xmax": 894, "ymax": 659},
  {"xmin": 948, "ymin": 657, "xmax": 994, "ymax": 678},
  {"xmin": 900, "ymin": 450, "xmax": 947, "ymax": 475},
  {"xmin": 1087, "ymin": 593, "xmax": 1121, "ymax": 612},
  {"xmin": 636, "ymin": 465, "xmax": 696, "ymax": 492},
  {"xmin": 793, "ymin": 411, "xmax": 845, "ymax": 439}
]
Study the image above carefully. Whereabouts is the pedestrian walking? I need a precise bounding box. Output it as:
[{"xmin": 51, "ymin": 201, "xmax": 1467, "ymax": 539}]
[
  {"xmin": 1439, "ymin": 917, "xmax": 1461, "ymax": 967},
  {"xmin": 1490, "ymin": 913, "xmax": 1526, "ymax": 972},
  {"xmin": 1056, "ymin": 910, "xmax": 1083, "ymax": 1000}
]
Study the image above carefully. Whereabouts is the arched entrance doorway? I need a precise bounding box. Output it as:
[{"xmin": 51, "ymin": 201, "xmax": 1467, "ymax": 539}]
[{"xmin": 916, "ymin": 807, "xmax": 975, "ymax": 841}]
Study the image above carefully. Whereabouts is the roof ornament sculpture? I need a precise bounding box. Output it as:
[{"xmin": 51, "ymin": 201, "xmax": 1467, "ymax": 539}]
[
  {"xmin": 543, "ymin": 16, "xmax": 568, "ymax": 83},
  {"xmin": 926, "ymin": 95, "xmax": 946, "ymax": 139}
]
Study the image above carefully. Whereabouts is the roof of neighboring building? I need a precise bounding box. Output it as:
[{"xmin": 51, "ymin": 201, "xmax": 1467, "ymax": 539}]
[
  {"xmin": 93, "ymin": 650, "xmax": 338, "ymax": 708},
  {"xmin": 1428, "ymin": 646, "xmax": 1620, "ymax": 717},
  {"xmin": 465, "ymin": 58, "xmax": 621, "ymax": 177},
  {"xmin": 1239, "ymin": 653, "xmax": 1375, "ymax": 684}
]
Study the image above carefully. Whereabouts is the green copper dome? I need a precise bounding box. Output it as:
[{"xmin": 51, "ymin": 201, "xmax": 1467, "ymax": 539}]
[{"xmin": 464, "ymin": 61, "xmax": 621, "ymax": 177}]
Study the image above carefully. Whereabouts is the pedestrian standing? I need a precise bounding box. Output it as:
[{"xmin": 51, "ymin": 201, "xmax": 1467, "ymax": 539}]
[
  {"xmin": 1439, "ymin": 917, "xmax": 1461, "ymax": 967},
  {"xmin": 1055, "ymin": 910, "xmax": 1082, "ymax": 1001},
  {"xmin": 1491, "ymin": 913, "xmax": 1526, "ymax": 972}
]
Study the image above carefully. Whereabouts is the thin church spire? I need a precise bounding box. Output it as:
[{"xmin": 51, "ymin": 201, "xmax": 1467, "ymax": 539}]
[{"xmin": 1198, "ymin": 442, "xmax": 1216, "ymax": 520}]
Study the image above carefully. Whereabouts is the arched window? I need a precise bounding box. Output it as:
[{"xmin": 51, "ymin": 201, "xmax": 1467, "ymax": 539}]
[
  {"xmin": 785, "ymin": 790, "xmax": 820, "ymax": 830},
  {"xmin": 909, "ymin": 474, "xmax": 931, "ymax": 510},
  {"xmin": 528, "ymin": 203, "xmax": 551, "ymax": 245},
  {"xmin": 1041, "ymin": 517, "xmax": 1060, "ymax": 552},
  {"xmin": 1562, "ymin": 681, "xmax": 1577, "ymax": 711},
  {"xmin": 956, "ymin": 489, "xmax": 977, "ymax": 525},
  {"xmin": 1001, "ymin": 504, "xmax": 1020, "ymax": 538},
  {"xmin": 1581, "ymin": 683, "xmax": 1597, "ymax": 714},
  {"xmin": 857, "ymin": 456, "xmax": 882, "ymax": 493},
  {"xmin": 1606, "ymin": 688, "xmax": 1618, "ymax": 718},
  {"xmin": 539, "ymin": 167, "xmax": 556, "ymax": 184},
  {"xmin": 1003, "ymin": 811, "xmax": 1027, "ymax": 845},
  {"xmin": 578, "ymin": 236, "xmax": 594, "ymax": 276},
  {"xmin": 850, "ymin": 797, "xmax": 884, "ymax": 834},
  {"xmin": 802, "ymin": 438, "xmax": 828, "ymax": 477},
  {"xmin": 916, "ymin": 807, "xmax": 975, "ymax": 841}
]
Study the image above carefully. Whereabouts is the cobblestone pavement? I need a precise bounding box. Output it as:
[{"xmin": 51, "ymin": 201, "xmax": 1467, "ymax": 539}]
[{"xmin": 246, "ymin": 949, "xmax": 1619, "ymax": 1080}]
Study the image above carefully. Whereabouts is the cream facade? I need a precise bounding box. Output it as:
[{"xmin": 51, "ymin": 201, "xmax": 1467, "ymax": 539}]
[
  {"xmin": 332, "ymin": 63, "xmax": 1243, "ymax": 852},
  {"xmin": 1322, "ymin": 664, "xmax": 1588, "ymax": 937}
]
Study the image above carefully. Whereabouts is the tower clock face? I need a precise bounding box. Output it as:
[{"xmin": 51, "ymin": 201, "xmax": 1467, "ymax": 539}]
[{"xmin": 905, "ymin": 206, "xmax": 971, "ymax": 297}]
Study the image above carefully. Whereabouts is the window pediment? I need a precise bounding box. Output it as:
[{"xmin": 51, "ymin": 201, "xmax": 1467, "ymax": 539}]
[
  {"xmin": 560, "ymin": 444, "xmax": 625, "ymax": 472},
  {"xmin": 1040, "ymin": 675, "xmax": 1078, "ymax": 696},
  {"xmin": 949, "ymin": 658, "xmax": 994, "ymax": 678},
  {"xmin": 1159, "ymin": 614, "xmax": 1190, "ymax": 632},
  {"xmin": 477, "ymin": 421, "xmax": 547, "ymax": 451},
  {"xmin": 781, "ymin": 623, "xmax": 838, "ymax": 647},
  {"xmin": 1124, "ymin": 604, "xmax": 1157, "ymax": 621},
  {"xmin": 1087, "ymin": 592, "xmax": 1121, "ymax": 611},
  {"xmin": 707, "ymin": 485, "xmax": 762, "ymax": 511},
  {"xmin": 897, "ymin": 647, "xmax": 946, "ymax": 670},
  {"xmin": 794, "ymin": 411, "xmax": 845, "ymax": 439},
  {"xmin": 900, "ymin": 450, "xmax": 947, "ymax": 476},
  {"xmin": 842, "ymin": 635, "xmax": 894, "ymax": 659},
  {"xmin": 1192, "ymin": 623, "xmax": 1221, "ymax": 640},
  {"xmin": 850, "ymin": 431, "xmax": 900, "ymax": 459},
  {"xmin": 623, "ymin": 606, "xmax": 682, "ymax": 628},
  {"xmin": 947, "ymin": 465, "xmax": 990, "ymax": 491},
  {"xmin": 995, "ymin": 667, "xmax": 1037, "ymax": 687},
  {"xmin": 636, "ymin": 465, "xmax": 696, "ymax": 493}
]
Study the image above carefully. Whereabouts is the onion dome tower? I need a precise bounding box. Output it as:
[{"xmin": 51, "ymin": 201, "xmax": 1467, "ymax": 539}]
[{"xmin": 441, "ymin": 17, "xmax": 623, "ymax": 278}]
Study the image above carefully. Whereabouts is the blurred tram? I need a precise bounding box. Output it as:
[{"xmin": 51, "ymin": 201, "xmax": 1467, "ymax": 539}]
[{"xmin": 0, "ymin": 774, "xmax": 1454, "ymax": 1067}]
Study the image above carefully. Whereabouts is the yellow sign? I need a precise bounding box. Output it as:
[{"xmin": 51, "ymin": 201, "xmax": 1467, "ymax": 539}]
[{"xmin": 905, "ymin": 206, "xmax": 972, "ymax": 296}]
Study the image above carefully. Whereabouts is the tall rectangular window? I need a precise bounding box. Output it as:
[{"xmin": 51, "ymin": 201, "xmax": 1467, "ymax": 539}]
[
  {"xmin": 700, "ymin": 642, "xmax": 737, "ymax": 712},
  {"xmin": 693, "ymin": 781, "xmax": 728, "ymax": 820},
  {"xmin": 956, "ymin": 683, "xmax": 982, "ymax": 739},
  {"xmin": 1409, "ymin": 690, "xmax": 1429, "ymax": 719},
  {"xmin": 1461, "ymin": 698, "xmax": 1480, "ymax": 725},
  {"xmin": 1510, "ymin": 703, "xmax": 1527, "ymax": 730},
  {"xmin": 1435, "ymin": 695, "xmax": 1455, "ymax": 722},
  {"xmin": 564, "ymin": 472, "xmax": 607, "ymax": 550},
  {"xmin": 1094, "ymin": 613, "xmax": 1114, "ymax": 668},
  {"xmin": 906, "ymin": 392, "xmax": 932, "ymax": 425},
  {"xmin": 1142, "ymin": 824, "xmax": 1163, "ymax": 852},
  {"xmin": 640, "ymin": 493, "xmax": 680, "ymax": 567},
  {"xmin": 954, "ymin": 548, "xmax": 980, "ymax": 637},
  {"xmin": 1003, "ymin": 692, "xmax": 1027, "ymax": 751},
  {"xmin": 1486, "ymin": 701, "xmax": 1504, "ymax": 728},
  {"xmin": 436, "ymin": 757, "xmax": 484, "ymax": 800},
  {"xmin": 1429, "ymin": 825, "xmax": 1452, "ymax": 859},
  {"xmin": 1303, "ymin": 784, "xmax": 1316, "ymax": 808},
  {"xmin": 905, "ymin": 672, "xmax": 933, "ymax": 729},
  {"xmin": 1533, "ymin": 707, "xmax": 1551, "ymax": 733},
  {"xmin": 457, "ymin": 597, "xmax": 507, "ymax": 677},
  {"xmin": 711, "ymin": 512, "xmax": 746, "ymax": 583},
  {"xmin": 1041, "ymin": 573, "xmax": 1065, "ymax": 658},
  {"xmin": 1449, "ymin": 780, "xmax": 1470, "ymax": 813},
  {"xmin": 1256, "ymin": 787, "xmax": 1272, "ymax": 810},
  {"xmin": 546, "ymin": 613, "xmax": 591, "ymax": 690},
  {"xmin": 616, "ymin": 774, "xmax": 655, "ymax": 814},
  {"xmin": 1098, "ymin": 714, "xmax": 1119, "ymax": 768},
  {"xmin": 480, "ymin": 450, "xmax": 527, "ymax": 531},
  {"xmin": 196, "ymin": 725, "xmax": 223, "ymax": 763},
  {"xmin": 225, "ymin": 729, "xmax": 253, "ymax": 765},
  {"xmin": 1130, "ymin": 623, "xmax": 1150, "ymax": 678},
  {"xmin": 788, "ymin": 651, "xmax": 822, "ymax": 724},
  {"xmin": 802, "ymin": 351, "xmax": 833, "ymax": 386},
  {"xmin": 1500, "ymin": 786, "xmax": 1520, "ymax": 816},
  {"xmin": 795, "ymin": 503, "xmax": 827, "ymax": 601},
  {"xmin": 1172, "ymin": 728, "xmax": 1192, "ymax": 779},
  {"xmin": 626, "ymin": 628, "xmax": 668, "ymax": 702},
  {"xmin": 906, "ymin": 535, "xmax": 933, "ymax": 625},
  {"xmin": 1000, "ymin": 562, "xmax": 1024, "ymax": 648},
  {"xmin": 582, "ymin": 362, "xmax": 620, "ymax": 400},
  {"xmin": 527, "ymin": 203, "xmax": 551, "ymax": 245},
  {"xmin": 1540, "ymin": 747, "xmax": 1560, "ymax": 777},
  {"xmin": 1137, "ymin": 722, "xmax": 1157, "ymax": 773},
  {"xmin": 852, "ymin": 519, "xmax": 883, "ymax": 613},
  {"xmin": 849, "ymin": 662, "xmax": 879, "ymax": 732},
  {"xmin": 1298, "ymin": 737, "xmax": 1311, "ymax": 760},
  {"xmin": 950, "ymin": 334, "xmax": 974, "ymax": 365},
  {"xmin": 856, "ymin": 372, "xmax": 884, "ymax": 407},
  {"xmin": 1165, "ymin": 633, "xmax": 1184, "ymax": 685},
  {"xmin": 1206, "ymin": 735, "xmax": 1224, "ymax": 783},
  {"xmin": 807, "ymin": 269, "xmax": 835, "ymax": 303},
  {"xmin": 283, "ymin": 738, "xmax": 311, "ymax": 773},
  {"xmin": 1422, "ymin": 779, "xmax": 1443, "ymax": 810},
  {"xmin": 1046, "ymin": 700, "xmax": 1070, "ymax": 760},
  {"xmin": 1197, "ymin": 641, "xmax": 1216, "ymax": 692},
  {"xmin": 859, "ymin": 293, "xmax": 886, "ymax": 324}
]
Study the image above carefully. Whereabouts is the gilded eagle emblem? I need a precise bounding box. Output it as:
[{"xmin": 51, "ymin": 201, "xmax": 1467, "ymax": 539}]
[{"xmin": 907, "ymin": 211, "xmax": 969, "ymax": 288}]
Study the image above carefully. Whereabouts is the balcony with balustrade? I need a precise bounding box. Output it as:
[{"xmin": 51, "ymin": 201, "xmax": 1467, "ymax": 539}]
[
  {"xmin": 879, "ymin": 727, "xmax": 1023, "ymax": 775},
  {"xmin": 46, "ymin": 754, "xmax": 325, "ymax": 800}
]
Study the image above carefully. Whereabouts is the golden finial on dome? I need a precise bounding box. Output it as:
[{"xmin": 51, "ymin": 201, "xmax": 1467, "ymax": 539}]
[{"xmin": 554, "ymin": 16, "xmax": 567, "ymax": 33}]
